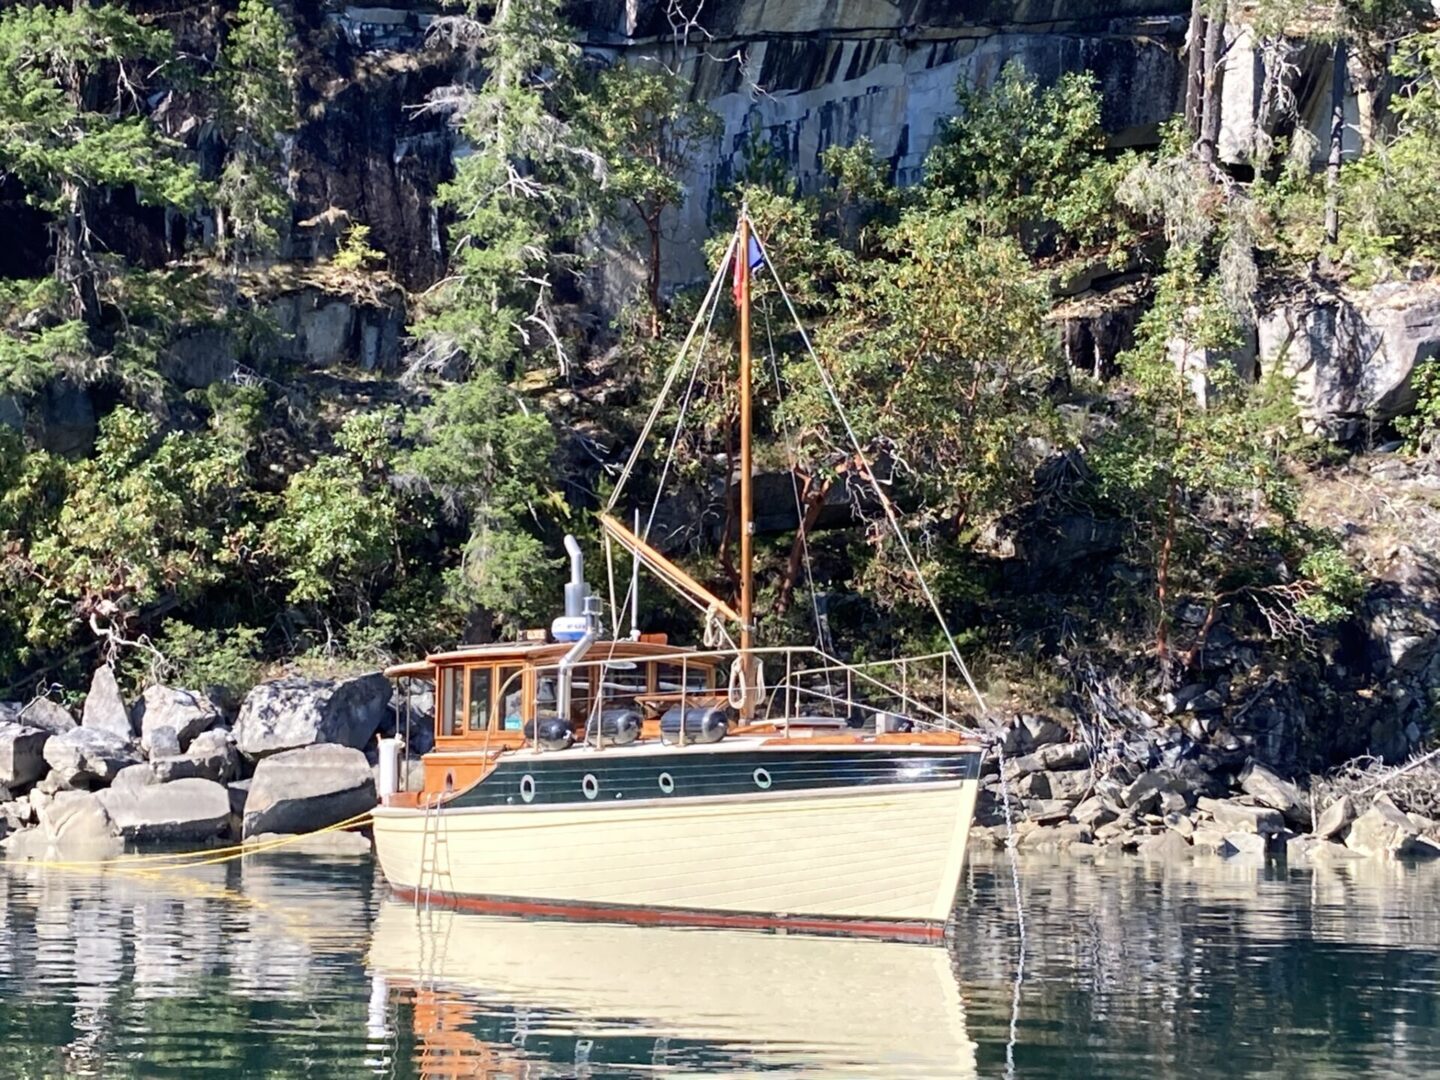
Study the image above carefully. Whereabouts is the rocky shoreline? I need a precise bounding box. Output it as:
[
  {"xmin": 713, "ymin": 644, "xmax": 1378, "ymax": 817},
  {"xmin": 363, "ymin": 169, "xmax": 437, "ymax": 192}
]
[
  {"xmin": 0, "ymin": 669, "xmax": 393, "ymax": 857},
  {"xmin": 971, "ymin": 714, "xmax": 1440, "ymax": 862}
]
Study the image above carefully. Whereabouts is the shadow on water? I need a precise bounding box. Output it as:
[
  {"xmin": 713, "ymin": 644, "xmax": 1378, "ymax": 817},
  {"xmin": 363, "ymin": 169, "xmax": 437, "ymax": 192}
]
[{"xmin": 0, "ymin": 851, "xmax": 1437, "ymax": 1077}]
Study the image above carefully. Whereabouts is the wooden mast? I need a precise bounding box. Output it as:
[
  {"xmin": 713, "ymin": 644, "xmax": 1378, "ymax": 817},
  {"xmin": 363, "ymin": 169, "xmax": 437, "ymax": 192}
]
[{"xmin": 738, "ymin": 213, "xmax": 756, "ymax": 717}]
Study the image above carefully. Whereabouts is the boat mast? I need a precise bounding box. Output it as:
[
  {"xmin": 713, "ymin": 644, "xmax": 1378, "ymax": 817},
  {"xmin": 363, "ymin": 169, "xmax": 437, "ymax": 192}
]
[{"xmin": 738, "ymin": 212, "xmax": 755, "ymax": 718}]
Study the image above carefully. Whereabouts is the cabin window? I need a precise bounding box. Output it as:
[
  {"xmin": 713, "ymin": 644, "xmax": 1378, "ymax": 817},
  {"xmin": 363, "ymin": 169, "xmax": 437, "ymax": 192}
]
[
  {"xmin": 467, "ymin": 666, "xmax": 493, "ymax": 731},
  {"xmin": 497, "ymin": 665, "xmax": 523, "ymax": 731},
  {"xmin": 654, "ymin": 662, "xmax": 711, "ymax": 693},
  {"xmin": 600, "ymin": 661, "xmax": 646, "ymax": 709},
  {"xmin": 438, "ymin": 667, "xmax": 461, "ymax": 737}
]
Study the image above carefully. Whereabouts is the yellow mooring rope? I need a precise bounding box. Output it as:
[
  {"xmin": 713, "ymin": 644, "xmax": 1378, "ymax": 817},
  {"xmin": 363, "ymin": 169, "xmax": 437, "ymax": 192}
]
[{"xmin": 13, "ymin": 809, "xmax": 377, "ymax": 873}]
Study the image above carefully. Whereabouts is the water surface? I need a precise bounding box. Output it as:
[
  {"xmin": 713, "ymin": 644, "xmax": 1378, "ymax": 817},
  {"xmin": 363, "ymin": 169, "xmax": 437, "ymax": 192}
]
[{"xmin": 0, "ymin": 851, "xmax": 1436, "ymax": 1077}]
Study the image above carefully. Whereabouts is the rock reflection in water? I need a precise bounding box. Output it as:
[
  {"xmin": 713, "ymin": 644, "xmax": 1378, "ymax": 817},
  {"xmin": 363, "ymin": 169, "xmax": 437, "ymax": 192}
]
[
  {"xmin": 960, "ymin": 852, "xmax": 1440, "ymax": 1078},
  {"xmin": 0, "ymin": 853, "xmax": 1437, "ymax": 1077}
]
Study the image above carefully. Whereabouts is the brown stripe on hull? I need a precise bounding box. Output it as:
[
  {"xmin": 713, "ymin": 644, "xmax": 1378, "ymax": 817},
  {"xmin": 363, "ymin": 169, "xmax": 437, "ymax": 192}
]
[{"xmin": 389, "ymin": 886, "xmax": 947, "ymax": 944}]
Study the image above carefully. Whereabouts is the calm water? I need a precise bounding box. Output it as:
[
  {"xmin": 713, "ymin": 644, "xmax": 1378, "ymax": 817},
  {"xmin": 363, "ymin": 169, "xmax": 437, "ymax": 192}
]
[{"xmin": 0, "ymin": 851, "xmax": 1437, "ymax": 1078}]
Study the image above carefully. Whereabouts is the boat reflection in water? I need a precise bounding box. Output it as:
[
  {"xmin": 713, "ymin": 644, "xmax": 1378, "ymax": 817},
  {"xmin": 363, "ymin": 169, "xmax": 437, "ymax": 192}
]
[{"xmin": 367, "ymin": 899, "xmax": 977, "ymax": 1078}]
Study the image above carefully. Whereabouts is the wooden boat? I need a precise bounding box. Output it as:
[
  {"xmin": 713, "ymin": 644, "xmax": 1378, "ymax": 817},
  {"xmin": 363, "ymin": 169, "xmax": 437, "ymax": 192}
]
[
  {"xmin": 366, "ymin": 900, "xmax": 978, "ymax": 1077},
  {"xmin": 372, "ymin": 214, "xmax": 984, "ymax": 941}
]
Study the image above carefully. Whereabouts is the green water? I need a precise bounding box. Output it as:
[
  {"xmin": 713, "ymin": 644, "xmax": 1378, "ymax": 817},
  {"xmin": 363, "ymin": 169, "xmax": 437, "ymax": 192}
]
[{"xmin": 0, "ymin": 851, "xmax": 1436, "ymax": 1078}]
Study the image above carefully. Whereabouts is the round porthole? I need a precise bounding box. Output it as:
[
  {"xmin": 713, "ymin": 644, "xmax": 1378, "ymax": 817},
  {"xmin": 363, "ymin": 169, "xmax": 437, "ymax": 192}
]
[
  {"xmin": 519, "ymin": 775, "xmax": 536, "ymax": 803},
  {"xmin": 658, "ymin": 772, "xmax": 675, "ymax": 795},
  {"xmin": 582, "ymin": 773, "xmax": 599, "ymax": 800},
  {"xmin": 753, "ymin": 767, "xmax": 773, "ymax": 790}
]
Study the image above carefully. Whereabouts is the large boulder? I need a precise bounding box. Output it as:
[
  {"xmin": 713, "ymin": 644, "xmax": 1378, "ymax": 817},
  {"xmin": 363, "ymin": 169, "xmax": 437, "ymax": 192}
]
[
  {"xmin": 1345, "ymin": 797, "xmax": 1431, "ymax": 858},
  {"xmin": 134, "ymin": 685, "xmax": 223, "ymax": 753},
  {"xmin": 152, "ymin": 729, "xmax": 241, "ymax": 785},
  {"xmin": 35, "ymin": 790, "xmax": 117, "ymax": 847},
  {"xmin": 1258, "ymin": 280, "xmax": 1440, "ymax": 440},
  {"xmin": 42, "ymin": 728, "xmax": 141, "ymax": 789},
  {"xmin": 0, "ymin": 723, "xmax": 50, "ymax": 788},
  {"xmin": 17, "ymin": 698, "xmax": 77, "ymax": 736},
  {"xmin": 81, "ymin": 666, "xmax": 134, "ymax": 739},
  {"xmin": 1196, "ymin": 796, "xmax": 1285, "ymax": 836},
  {"xmin": 234, "ymin": 674, "xmax": 390, "ymax": 759},
  {"xmin": 1238, "ymin": 761, "xmax": 1310, "ymax": 829},
  {"xmin": 97, "ymin": 778, "xmax": 231, "ymax": 843},
  {"xmin": 241, "ymin": 744, "xmax": 376, "ymax": 838}
]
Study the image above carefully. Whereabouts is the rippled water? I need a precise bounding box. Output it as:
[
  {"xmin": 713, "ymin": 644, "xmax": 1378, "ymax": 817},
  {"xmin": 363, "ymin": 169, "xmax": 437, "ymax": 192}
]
[{"xmin": 1, "ymin": 850, "xmax": 1437, "ymax": 1078}]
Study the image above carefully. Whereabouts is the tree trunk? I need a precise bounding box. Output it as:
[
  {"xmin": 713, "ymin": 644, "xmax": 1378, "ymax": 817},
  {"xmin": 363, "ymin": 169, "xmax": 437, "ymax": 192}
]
[
  {"xmin": 775, "ymin": 475, "xmax": 832, "ymax": 616},
  {"xmin": 57, "ymin": 180, "xmax": 101, "ymax": 326},
  {"xmin": 1197, "ymin": 11, "xmax": 1227, "ymax": 167},
  {"xmin": 1184, "ymin": 0, "xmax": 1207, "ymax": 139},
  {"xmin": 1325, "ymin": 38, "xmax": 1348, "ymax": 248},
  {"xmin": 1347, "ymin": 48, "xmax": 1382, "ymax": 154},
  {"xmin": 644, "ymin": 207, "xmax": 662, "ymax": 339}
]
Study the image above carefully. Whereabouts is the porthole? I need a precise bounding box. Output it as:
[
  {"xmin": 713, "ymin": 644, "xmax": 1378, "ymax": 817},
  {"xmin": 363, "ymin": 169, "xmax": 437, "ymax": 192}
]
[
  {"xmin": 582, "ymin": 773, "xmax": 599, "ymax": 800},
  {"xmin": 753, "ymin": 767, "xmax": 773, "ymax": 790},
  {"xmin": 658, "ymin": 772, "xmax": 675, "ymax": 795},
  {"xmin": 519, "ymin": 775, "xmax": 536, "ymax": 803}
]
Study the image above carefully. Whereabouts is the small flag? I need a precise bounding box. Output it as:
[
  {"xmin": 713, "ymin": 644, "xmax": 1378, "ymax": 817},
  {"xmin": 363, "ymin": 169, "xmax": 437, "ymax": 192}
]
[{"xmin": 732, "ymin": 233, "xmax": 765, "ymax": 308}]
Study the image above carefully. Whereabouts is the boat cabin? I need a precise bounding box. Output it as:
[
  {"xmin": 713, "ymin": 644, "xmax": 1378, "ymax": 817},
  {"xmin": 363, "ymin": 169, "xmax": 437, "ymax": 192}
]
[{"xmin": 384, "ymin": 639, "xmax": 722, "ymax": 798}]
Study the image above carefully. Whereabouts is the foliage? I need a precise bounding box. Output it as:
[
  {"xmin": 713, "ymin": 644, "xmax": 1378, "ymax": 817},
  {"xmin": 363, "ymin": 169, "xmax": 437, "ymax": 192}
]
[
  {"xmin": 331, "ymin": 224, "xmax": 385, "ymax": 272},
  {"xmin": 582, "ymin": 61, "xmax": 720, "ymax": 335},
  {"xmin": 401, "ymin": 371, "xmax": 561, "ymax": 629},
  {"xmin": 212, "ymin": 0, "xmax": 296, "ymax": 261},
  {"xmin": 1089, "ymin": 245, "xmax": 1358, "ymax": 660},
  {"xmin": 1396, "ymin": 360, "xmax": 1440, "ymax": 454},
  {"xmin": 264, "ymin": 411, "xmax": 400, "ymax": 615},
  {"xmin": 1340, "ymin": 30, "xmax": 1440, "ymax": 278},
  {"xmin": 925, "ymin": 62, "xmax": 1138, "ymax": 256},
  {"xmin": 142, "ymin": 618, "xmax": 263, "ymax": 700},
  {"xmin": 0, "ymin": 3, "xmax": 203, "ymax": 322},
  {"xmin": 414, "ymin": 0, "xmax": 602, "ymax": 375}
]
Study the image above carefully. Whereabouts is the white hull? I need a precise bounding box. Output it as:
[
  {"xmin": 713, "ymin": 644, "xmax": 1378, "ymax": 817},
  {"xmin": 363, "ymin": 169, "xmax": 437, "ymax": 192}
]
[
  {"xmin": 374, "ymin": 776, "xmax": 978, "ymax": 926},
  {"xmin": 368, "ymin": 901, "xmax": 977, "ymax": 1077}
]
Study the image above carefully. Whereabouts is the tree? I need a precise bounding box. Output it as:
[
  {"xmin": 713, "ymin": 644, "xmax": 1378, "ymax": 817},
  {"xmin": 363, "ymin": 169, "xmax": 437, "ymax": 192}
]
[
  {"xmin": 778, "ymin": 207, "xmax": 1061, "ymax": 612},
  {"xmin": 212, "ymin": 0, "xmax": 297, "ymax": 261},
  {"xmin": 583, "ymin": 61, "xmax": 720, "ymax": 338},
  {"xmin": 400, "ymin": 370, "xmax": 560, "ymax": 630},
  {"xmin": 0, "ymin": 4, "xmax": 202, "ymax": 327},
  {"xmin": 415, "ymin": 0, "xmax": 603, "ymax": 375},
  {"xmin": 1089, "ymin": 245, "xmax": 1358, "ymax": 666},
  {"xmin": 924, "ymin": 61, "xmax": 1136, "ymax": 256}
]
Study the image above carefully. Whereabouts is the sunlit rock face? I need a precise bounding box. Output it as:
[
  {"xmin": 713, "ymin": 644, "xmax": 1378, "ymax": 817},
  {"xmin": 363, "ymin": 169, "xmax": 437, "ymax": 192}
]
[{"xmin": 576, "ymin": 1, "xmax": 1190, "ymax": 285}]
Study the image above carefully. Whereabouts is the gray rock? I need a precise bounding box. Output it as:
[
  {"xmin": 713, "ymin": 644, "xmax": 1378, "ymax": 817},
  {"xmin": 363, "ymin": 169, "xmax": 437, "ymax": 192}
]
[
  {"xmin": 110, "ymin": 763, "xmax": 158, "ymax": 793},
  {"xmin": 1345, "ymin": 798, "xmax": 1429, "ymax": 858},
  {"xmin": 147, "ymin": 726, "xmax": 182, "ymax": 761},
  {"xmin": 1071, "ymin": 796, "xmax": 1118, "ymax": 830},
  {"xmin": 1137, "ymin": 830, "xmax": 1193, "ymax": 859},
  {"xmin": 1018, "ymin": 822, "xmax": 1092, "ymax": 852},
  {"xmin": 1191, "ymin": 827, "xmax": 1239, "ymax": 855},
  {"xmin": 1224, "ymin": 832, "xmax": 1271, "ymax": 858},
  {"xmin": 17, "ymin": 698, "xmax": 76, "ymax": 736},
  {"xmin": 1019, "ymin": 715, "xmax": 1069, "ymax": 750},
  {"xmin": 1197, "ymin": 796, "xmax": 1284, "ymax": 836},
  {"xmin": 1161, "ymin": 684, "xmax": 1211, "ymax": 715},
  {"xmin": 227, "ymin": 779, "xmax": 251, "ymax": 818},
  {"xmin": 1309, "ymin": 839, "xmax": 1367, "ymax": 861},
  {"xmin": 1121, "ymin": 770, "xmax": 1170, "ymax": 810},
  {"xmin": 81, "ymin": 666, "xmax": 134, "ymax": 739},
  {"xmin": 242, "ymin": 744, "xmax": 376, "ymax": 838},
  {"xmin": 1024, "ymin": 799, "xmax": 1077, "ymax": 824},
  {"xmin": 36, "ymin": 790, "xmax": 117, "ymax": 847},
  {"xmin": 234, "ymin": 674, "xmax": 390, "ymax": 759},
  {"xmin": 1314, "ymin": 796, "xmax": 1354, "ymax": 840},
  {"xmin": 0, "ymin": 723, "xmax": 50, "ymax": 788},
  {"xmin": 153, "ymin": 729, "xmax": 241, "ymax": 784},
  {"xmin": 1044, "ymin": 768, "xmax": 1093, "ymax": 802},
  {"xmin": 41, "ymin": 728, "xmax": 141, "ymax": 789},
  {"xmin": 97, "ymin": 778, "xmax": 231, "ymax": 844},
  {"xmin": 1003, "ymin": 741, "xmax": 1089, "ymax": 780},
  {"xmin": 1259, "ymin": 280, "xmax": 1440, "ymax": 439},
  {"xmin": 1239, "ymin": 760, "xmax": 1310, "ymax": 828},
  {"xmin": 1165, "ymin": 812, "xmax": 1196, "ymax": 839},
  {"xmin": 134, "ymin": 685, "xmax": 223, "ymax": 752}
]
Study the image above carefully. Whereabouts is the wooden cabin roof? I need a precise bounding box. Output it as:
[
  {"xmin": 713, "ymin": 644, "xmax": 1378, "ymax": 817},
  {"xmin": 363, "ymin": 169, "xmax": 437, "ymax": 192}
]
[{"xmin": 384, "ymin": 639, "xmax": 709, "ymax": 679}]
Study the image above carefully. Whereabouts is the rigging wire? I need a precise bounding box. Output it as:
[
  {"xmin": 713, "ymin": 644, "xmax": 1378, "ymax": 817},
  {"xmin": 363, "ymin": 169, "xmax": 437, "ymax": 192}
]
[
  {"xmin": 606, "ymin": 233, "xmax": 738, "ymax": 514},
  {"xmin": 761, "ymin": 299, "xmax": 828, "ymax": 655},
  {"xmin": 748, "ymin": 217, "xmax": 990, "ymax": 726}
]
